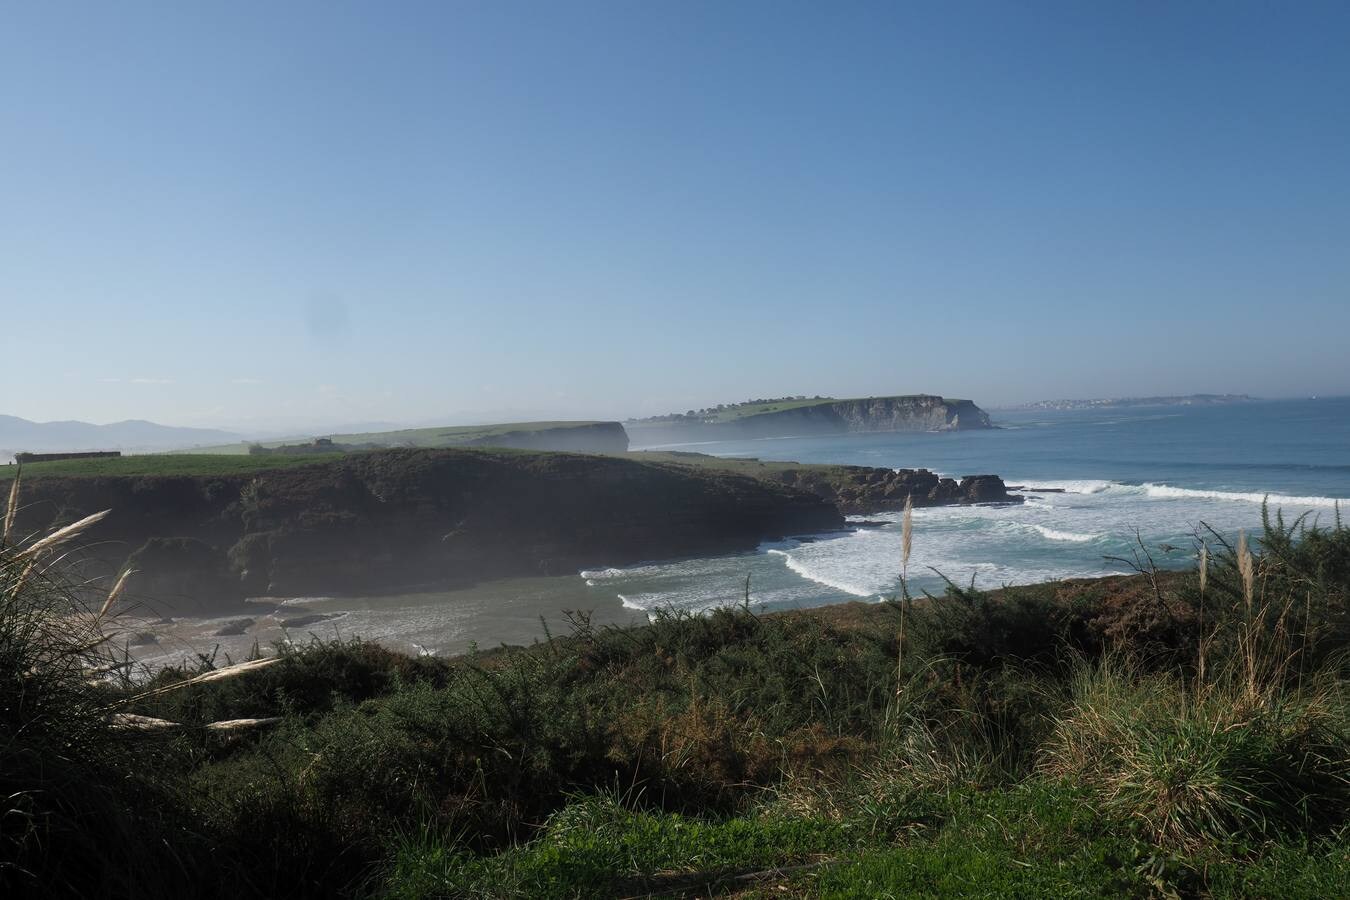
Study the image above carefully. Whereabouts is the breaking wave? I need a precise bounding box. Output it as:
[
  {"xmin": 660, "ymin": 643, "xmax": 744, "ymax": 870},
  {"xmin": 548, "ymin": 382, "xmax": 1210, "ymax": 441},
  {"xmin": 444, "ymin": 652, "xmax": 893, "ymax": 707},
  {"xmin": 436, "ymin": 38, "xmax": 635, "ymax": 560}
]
[
  {"xmin": 1030, "ymin": 524, "xmax": 1100, "ymax": 543},
  {"xmin": 766, "ymin": 548, "xmax": 875, "ymax": 598},
  {"xmin": 1143, "ymin": 483, "xmax": 1347, "ymax": 509}
]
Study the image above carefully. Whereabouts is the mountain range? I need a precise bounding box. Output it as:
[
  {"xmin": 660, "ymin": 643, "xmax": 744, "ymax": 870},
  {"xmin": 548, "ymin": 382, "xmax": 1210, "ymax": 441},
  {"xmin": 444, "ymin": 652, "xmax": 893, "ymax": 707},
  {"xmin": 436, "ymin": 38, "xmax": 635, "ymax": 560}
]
[{"xmin": 0, "ymin": 415, "xmax": 241, "ymax": 457}]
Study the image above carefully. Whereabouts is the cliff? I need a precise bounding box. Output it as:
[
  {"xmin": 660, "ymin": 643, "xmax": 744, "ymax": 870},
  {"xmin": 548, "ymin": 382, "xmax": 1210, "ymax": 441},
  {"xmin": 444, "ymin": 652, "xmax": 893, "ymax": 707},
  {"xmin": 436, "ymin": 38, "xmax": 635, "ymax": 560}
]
[
  {"xmin": 627, "ymin": 395, "xmax": 992, "ymax": 446},
  {"xmin": 10, "ymin": 448, "xmax": 839, "ymax": 613}
]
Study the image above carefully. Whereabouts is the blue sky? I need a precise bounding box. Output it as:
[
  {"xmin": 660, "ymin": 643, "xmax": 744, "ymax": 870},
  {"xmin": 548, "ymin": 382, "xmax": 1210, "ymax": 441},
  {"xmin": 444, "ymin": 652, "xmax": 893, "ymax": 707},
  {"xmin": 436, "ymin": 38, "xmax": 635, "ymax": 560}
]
[{"xmin": 3, "ymin": 1, "xmax": 1348, "ymax": 429}]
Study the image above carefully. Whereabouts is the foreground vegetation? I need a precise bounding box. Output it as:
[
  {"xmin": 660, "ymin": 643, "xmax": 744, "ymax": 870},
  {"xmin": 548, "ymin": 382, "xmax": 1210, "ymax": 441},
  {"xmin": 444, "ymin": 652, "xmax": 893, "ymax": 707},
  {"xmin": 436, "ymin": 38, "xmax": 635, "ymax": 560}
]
[{"xmin": 3, "ymin": 493, "xmax": 1349, "ymax": 896}]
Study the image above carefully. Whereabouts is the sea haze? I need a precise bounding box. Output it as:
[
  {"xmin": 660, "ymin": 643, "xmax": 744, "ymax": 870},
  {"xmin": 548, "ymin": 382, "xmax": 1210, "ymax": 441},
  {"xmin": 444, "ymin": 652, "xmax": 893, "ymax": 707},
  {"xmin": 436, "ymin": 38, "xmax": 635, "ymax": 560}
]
[{"xmin": 132, "ymin": 397, "xmax": 1349, "ymax": 666}]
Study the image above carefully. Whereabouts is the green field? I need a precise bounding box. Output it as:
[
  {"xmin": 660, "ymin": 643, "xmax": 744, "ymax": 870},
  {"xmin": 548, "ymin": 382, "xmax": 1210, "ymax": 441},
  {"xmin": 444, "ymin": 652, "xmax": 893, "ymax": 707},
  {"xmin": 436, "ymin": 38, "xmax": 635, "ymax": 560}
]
[
  {"xmin": 706, "ymin": 397, "xmax": 837, "ymax": 421},
  {"xmin": 0, "ymin": 452, "xmax": 346, "ymax": 480},
  {"xmin": 179, "ymin": 420, "xmax": 609, "ymax": 455},
  {"xmin": 1, "ymin": 447, "xmax": 844, "ymax": 482}
]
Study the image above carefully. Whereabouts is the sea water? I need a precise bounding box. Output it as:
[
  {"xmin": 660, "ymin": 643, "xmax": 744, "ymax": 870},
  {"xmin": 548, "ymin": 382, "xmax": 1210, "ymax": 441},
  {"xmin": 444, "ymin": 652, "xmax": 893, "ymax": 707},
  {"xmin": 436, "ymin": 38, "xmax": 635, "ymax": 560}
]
[{"xmin": 595, "ymin": 397, "xmax": 1350, "ymax": 616}]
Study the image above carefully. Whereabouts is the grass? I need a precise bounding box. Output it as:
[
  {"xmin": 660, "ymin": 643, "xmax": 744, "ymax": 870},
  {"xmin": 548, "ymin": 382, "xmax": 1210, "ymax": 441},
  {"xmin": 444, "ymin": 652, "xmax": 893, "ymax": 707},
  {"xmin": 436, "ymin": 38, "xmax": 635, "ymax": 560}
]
[
  {"xmin": 0, "ymin": 442, "xmax": 569, "ymax": 479},
  {"xmin": 3, "ymin": 482, "xmax": 1349, "ymax": 897},
  {"xmin": 706, "ymin": 398, "xmax": 838, "ymax": 422},
  {"xmin": 0, "ymin": 451, "xmax": 346, "ymax": 480},
  {"xmin": 180, "ymin": 421, "xmax": 612, "ymax": 455}
]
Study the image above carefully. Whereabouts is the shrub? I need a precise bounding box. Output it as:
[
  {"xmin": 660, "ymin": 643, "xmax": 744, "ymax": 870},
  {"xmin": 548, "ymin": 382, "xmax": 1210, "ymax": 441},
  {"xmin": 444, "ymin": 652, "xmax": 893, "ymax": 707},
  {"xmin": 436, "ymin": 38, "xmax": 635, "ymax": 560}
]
[{"xmin": 1041, "ymin": 661, "xmax": 1350, "ymax": 850}]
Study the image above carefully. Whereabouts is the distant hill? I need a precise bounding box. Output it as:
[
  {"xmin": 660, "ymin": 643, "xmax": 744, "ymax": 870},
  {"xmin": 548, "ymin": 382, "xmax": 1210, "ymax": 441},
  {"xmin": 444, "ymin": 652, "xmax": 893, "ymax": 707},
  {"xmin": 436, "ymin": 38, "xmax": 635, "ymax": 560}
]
[
  {"xmin": 0, "ymin": 415, "xmax": 239, "ymax": 458},
  {"xmin": 1012, "ymin": 394, "xmax": 1255, "ymax": 411}
]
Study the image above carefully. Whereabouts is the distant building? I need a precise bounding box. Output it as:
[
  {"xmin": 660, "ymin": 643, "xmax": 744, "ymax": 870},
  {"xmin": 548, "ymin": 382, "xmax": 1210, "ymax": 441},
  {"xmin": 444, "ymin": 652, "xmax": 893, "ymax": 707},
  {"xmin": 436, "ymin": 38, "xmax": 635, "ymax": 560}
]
[
  {"xmin": 15, "ymin": 450, "xmax": 122, "ymax": 464},
  {"xmin": 248, "ymin": 437, "xmax": 340, "ymax": 456}
]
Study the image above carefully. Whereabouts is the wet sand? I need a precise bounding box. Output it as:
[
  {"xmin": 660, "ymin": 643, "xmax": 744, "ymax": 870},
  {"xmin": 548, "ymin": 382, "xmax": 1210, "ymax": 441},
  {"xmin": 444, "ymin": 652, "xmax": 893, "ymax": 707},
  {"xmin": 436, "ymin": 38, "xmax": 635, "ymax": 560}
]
[{"xmin": 121, "ymin": 574, "xmax": 648, "ymax": 671}]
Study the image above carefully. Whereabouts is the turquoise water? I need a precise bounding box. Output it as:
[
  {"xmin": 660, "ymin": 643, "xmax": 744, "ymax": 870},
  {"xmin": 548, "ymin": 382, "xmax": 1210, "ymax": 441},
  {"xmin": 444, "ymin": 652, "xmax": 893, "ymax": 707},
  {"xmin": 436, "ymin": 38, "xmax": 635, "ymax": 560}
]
[{"xmin": 590, "ymin": 398, "xmax": 1350, "ymax": 615}]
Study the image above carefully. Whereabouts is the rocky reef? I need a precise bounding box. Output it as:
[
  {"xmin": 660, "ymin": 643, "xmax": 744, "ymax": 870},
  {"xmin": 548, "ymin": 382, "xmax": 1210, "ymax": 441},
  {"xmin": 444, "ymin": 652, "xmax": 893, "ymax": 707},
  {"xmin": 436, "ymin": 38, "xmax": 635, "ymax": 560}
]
[
  {"xmin": 761, "ymin": 466, "xmax": 1015, "ymax": 515},
  {"xmin": 633, "ymin": 451, "xmax": 1018, "ymax": 516}
]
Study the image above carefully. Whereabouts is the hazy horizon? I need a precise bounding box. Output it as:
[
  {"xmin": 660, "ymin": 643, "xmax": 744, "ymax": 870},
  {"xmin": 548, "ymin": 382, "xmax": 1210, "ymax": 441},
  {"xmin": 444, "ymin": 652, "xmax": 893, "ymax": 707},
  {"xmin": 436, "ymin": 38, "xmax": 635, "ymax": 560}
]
[
  {"xmin": 1, "ymin": 390, "xmax": 1330, "ymax": 440},
  {"xmin": 5, "ymin": 2, "xmax": 1349, "ymax": 429}
]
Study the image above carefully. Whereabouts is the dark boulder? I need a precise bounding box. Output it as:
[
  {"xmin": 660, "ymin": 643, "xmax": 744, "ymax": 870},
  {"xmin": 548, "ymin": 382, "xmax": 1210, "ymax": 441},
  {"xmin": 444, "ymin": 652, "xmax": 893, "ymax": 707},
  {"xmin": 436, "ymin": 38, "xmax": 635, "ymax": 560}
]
[{"xmin": 959, "ymin": 475, "xmax": 1013, "ymax": 504}]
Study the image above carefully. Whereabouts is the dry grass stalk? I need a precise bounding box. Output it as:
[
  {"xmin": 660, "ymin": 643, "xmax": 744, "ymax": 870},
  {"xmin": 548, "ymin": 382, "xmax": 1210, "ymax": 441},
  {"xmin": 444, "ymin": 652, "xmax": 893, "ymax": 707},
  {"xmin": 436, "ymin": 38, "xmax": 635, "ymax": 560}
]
[
  {"xmin": 203, "ymin": 716, "xmax": 283, "ymax": 732},
  {"xmin": 8, "ymin": 559, "xmax": 36, "ymax": 601},
  {"xmin": 901, "ymin": 493, "xmax": 913, "ymax": 577},
  {"xmin": 1198, "ymin": 544, "xmax": 1208, "ymax": 595},
  {"xmin": 132, "ymin": 655, "xmax": 282, "ymax": 701},
  {"xmin": 1237, "ymin": 530, "xmax": 1255, "ymax": 611},
  {"xmin": 1197, "ymin": 544, "xmax": 1209, "ymax": 682},
  {"xmin": 15, "ymin": 509, "xmax": 111, "ymax": 562},
  {"xmin": 896, "ymin": 494, "xmax": 914, "ymax": 701},
  {"xmin": 110, "ymin": 712, "xmax": 182, "ymax": 732},
  {"xmin": 98, "ymin": 568, "xmax": 137, "ymax": 618},
  {"xmin": 2, "ymin": 467, "xmax": 19, "ymax": 545}
]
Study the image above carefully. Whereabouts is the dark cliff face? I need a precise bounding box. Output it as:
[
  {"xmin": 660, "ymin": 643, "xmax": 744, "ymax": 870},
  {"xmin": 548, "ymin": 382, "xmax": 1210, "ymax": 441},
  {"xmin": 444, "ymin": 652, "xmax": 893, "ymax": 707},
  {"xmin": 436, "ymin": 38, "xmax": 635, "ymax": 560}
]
[
  {"xmin": 627, "ymin": 396, "xmax": 993, "ymax": 446},
  {"xmin": 11, "ymin": 449, "xmax": 840, "ymax": 612}
]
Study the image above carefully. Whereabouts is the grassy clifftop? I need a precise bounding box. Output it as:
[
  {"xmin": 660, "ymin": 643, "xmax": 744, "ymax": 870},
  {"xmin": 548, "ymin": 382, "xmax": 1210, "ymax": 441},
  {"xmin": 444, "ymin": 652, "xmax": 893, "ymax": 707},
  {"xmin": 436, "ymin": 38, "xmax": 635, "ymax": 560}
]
[
  {"xmin": 0, "ymin": 451, "xmax": 345, "ymax": 480},
  {"xmin": 179, "ymin": 419, "xmax": 628, "ymax": 455}
]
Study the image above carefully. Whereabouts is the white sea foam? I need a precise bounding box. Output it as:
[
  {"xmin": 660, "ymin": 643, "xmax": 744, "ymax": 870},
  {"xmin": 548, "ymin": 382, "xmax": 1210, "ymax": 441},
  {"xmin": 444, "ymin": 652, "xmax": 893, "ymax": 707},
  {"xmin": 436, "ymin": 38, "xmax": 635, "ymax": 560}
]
[
  {"xmin": 1031, "ymin": 524, "xmax": 1100, "ymax": 543},
  {"xmin": 766, "ymin": 548, "xmax": 875, "ymax": 597},
  {"xmin": 1009, "ymin": 478, "xmax": 1119, "ymax": 495},
  {"xmin": 1143, "ymin": 483, "xmax": 1347, "ymax": 509},
  {"xmin": 616, "ymin": 593, "xmax": 646, "ymax": 611},
  {"xmin": 579, "ymin": 567, "xmax": 626, "ymax": 580}
]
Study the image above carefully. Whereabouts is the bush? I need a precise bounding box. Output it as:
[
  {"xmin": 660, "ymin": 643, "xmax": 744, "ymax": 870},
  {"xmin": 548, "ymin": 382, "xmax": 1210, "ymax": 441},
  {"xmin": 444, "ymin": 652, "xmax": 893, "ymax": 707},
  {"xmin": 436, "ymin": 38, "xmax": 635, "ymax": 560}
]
[{"xmin": 1041, "ymin": 661, "xmax": 1350, "ymax": 850}]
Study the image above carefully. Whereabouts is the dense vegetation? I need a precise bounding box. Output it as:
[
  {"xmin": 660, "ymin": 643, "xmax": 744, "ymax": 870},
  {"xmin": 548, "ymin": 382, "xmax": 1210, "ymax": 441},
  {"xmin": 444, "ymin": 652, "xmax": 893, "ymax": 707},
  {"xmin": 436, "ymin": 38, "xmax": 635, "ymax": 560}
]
[{"xmin": 3, "ymin": 499, "xmax": 1348, "ymax": 897}]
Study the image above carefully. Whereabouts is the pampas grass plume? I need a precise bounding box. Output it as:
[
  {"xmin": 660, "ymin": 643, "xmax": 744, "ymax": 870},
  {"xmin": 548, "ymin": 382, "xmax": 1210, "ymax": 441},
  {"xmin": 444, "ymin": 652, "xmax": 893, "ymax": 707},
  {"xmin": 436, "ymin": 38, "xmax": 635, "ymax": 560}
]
[{"xmin": 16, "ymin": 509, "xmax": 111, "ymax": 561}]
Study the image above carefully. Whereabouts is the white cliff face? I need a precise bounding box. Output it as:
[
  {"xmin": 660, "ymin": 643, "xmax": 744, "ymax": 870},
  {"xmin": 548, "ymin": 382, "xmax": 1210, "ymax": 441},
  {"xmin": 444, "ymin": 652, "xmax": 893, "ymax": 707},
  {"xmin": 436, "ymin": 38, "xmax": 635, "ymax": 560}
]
[{"xmin": 826, "ymin": 396, "xmax": 980, "ymax": 431}]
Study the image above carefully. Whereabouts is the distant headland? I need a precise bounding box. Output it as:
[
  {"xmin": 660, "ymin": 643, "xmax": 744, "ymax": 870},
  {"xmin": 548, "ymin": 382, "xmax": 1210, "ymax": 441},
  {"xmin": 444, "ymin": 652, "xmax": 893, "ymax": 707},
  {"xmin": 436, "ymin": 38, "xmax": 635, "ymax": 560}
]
[{"xmin": 626, "ymin": 394, "xmax": 993, "ymax": 446}]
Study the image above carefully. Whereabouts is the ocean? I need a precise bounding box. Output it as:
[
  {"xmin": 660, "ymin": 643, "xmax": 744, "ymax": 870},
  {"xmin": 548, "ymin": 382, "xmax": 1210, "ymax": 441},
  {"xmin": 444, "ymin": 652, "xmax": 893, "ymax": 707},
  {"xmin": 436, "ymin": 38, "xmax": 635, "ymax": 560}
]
[
  {"xmin": 132, "ymin": 397, "xmax": 1350, "ymax": 668},
  {"xmin": 589, "ymin": 397, "xmax": 1350, "ymax": 615}
]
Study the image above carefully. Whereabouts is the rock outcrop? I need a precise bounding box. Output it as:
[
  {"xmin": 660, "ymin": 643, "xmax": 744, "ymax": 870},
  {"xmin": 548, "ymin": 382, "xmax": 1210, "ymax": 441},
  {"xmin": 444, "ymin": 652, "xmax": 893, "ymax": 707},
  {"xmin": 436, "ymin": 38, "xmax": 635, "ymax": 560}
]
[{"xmin": 758, "ymin": 466, "xmax": 1016, "ymax": 515}]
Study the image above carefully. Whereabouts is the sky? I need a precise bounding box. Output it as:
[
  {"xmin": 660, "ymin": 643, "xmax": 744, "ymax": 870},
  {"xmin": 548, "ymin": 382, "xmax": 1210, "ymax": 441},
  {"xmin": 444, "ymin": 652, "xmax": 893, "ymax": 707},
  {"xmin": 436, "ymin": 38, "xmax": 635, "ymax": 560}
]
[{"xmin": 3, "ymin": 1, "xmax": 1348, "ymax": 431}]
